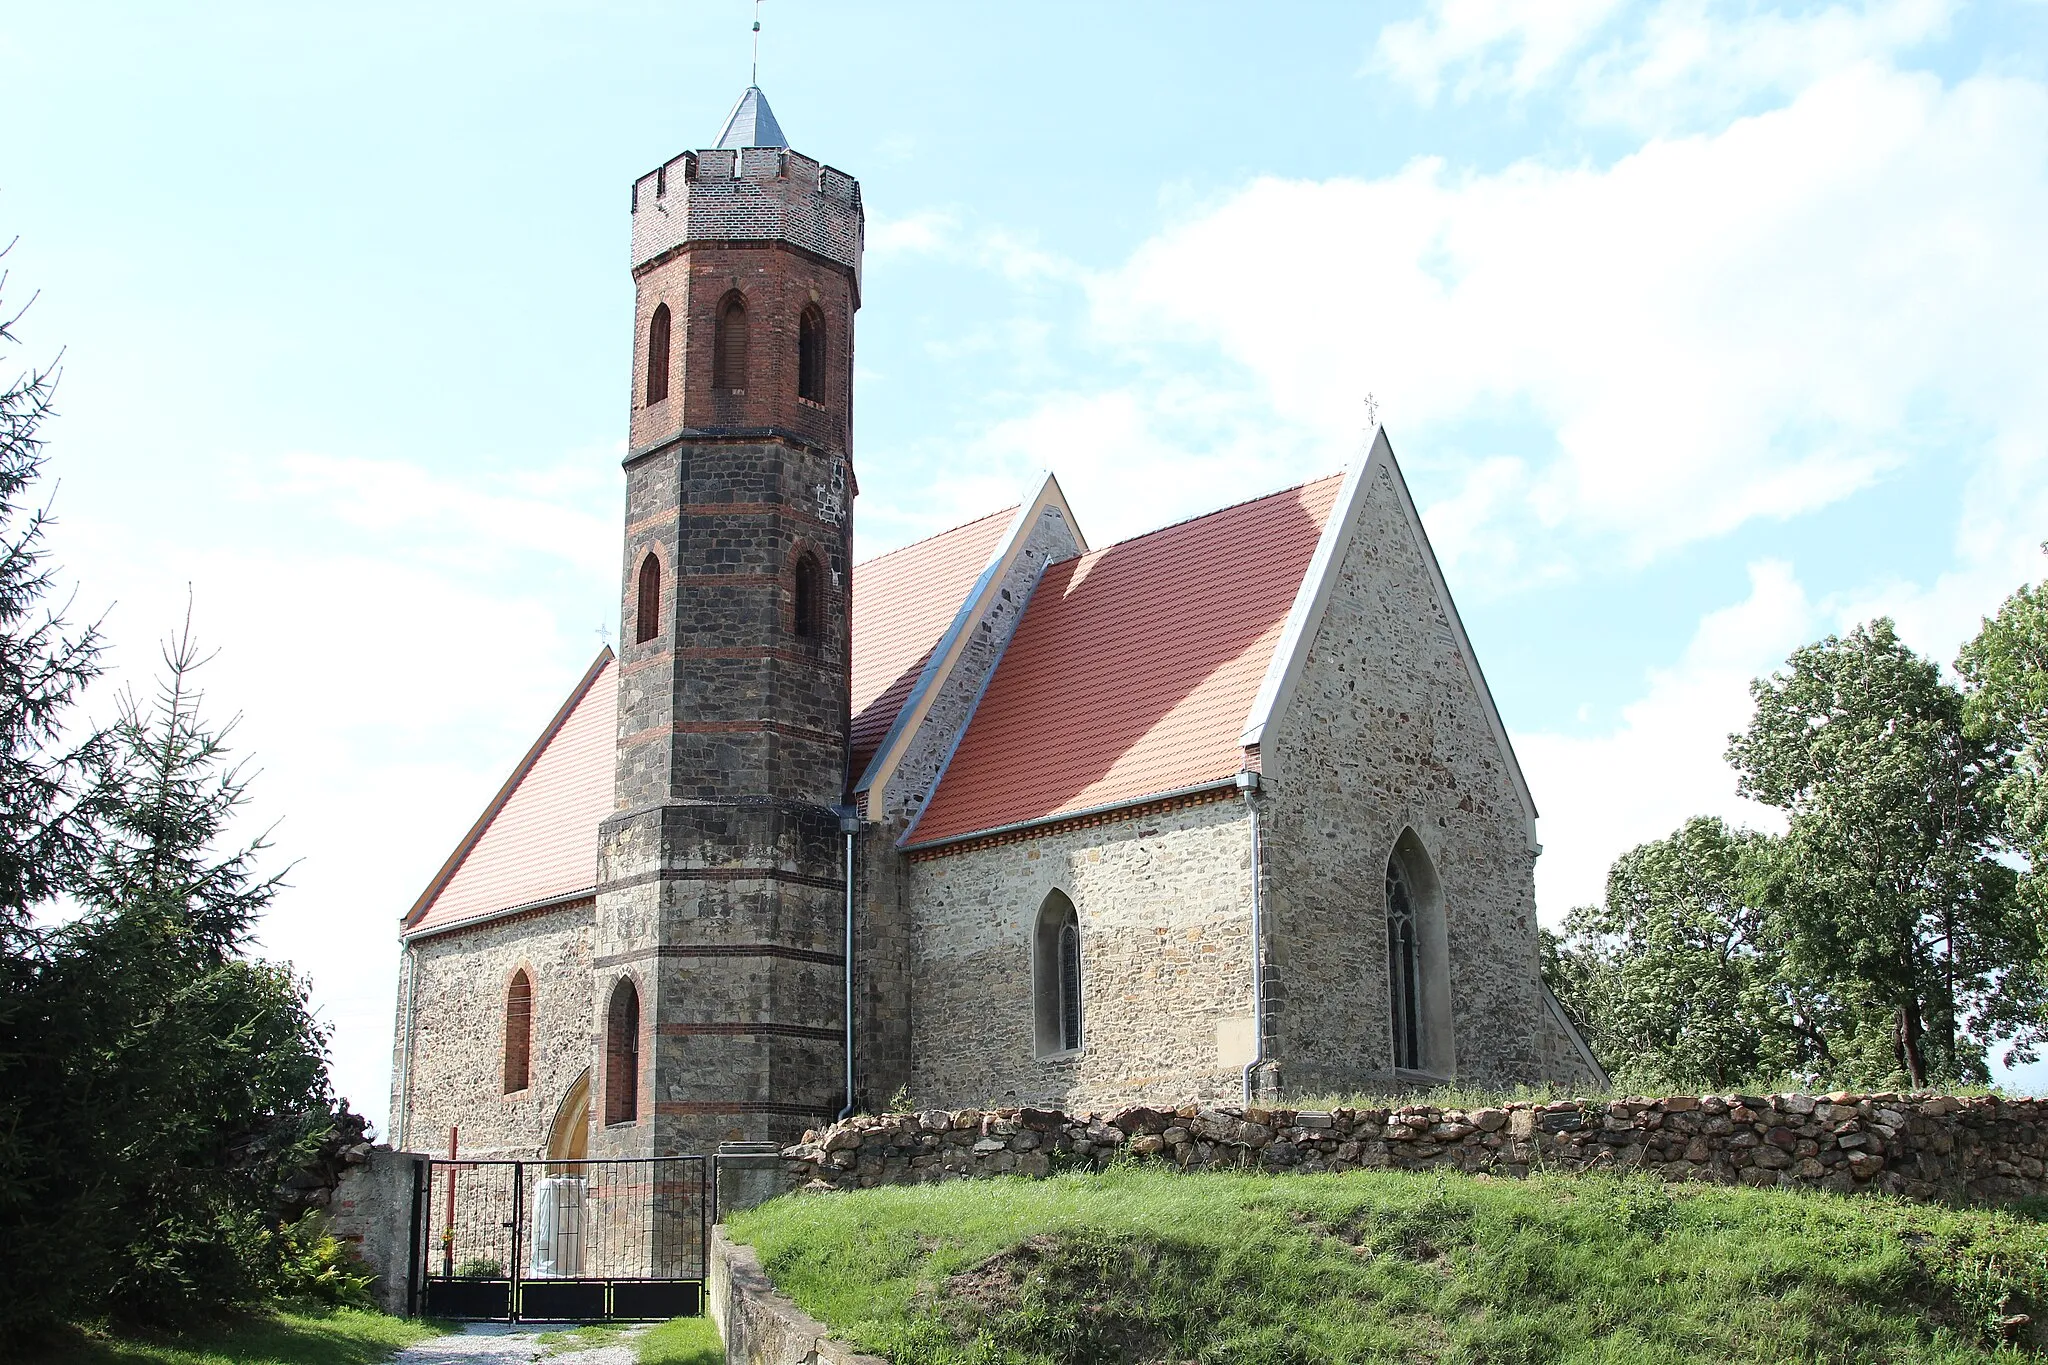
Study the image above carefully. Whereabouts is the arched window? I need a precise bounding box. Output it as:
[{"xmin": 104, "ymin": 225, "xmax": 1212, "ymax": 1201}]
[
  {"xmin": 792, "ymin": 552, "xmax": 823, "ymax": 640},
  {"xmin": 645, "ymin": 303, "xmax": 671, "ymax": 404},
  {"xmin": 713, "ymin": 292, "xmax": 748, "ymax": 390},
  {"xmin": 1386, "ymin": 861, "xmax": 1422, "ymax": 1071},
  {"xmin": 1033, "ymin": 891, "xmax": 1082, "ymax": 1056},
  {"xmin": 503, "ymin": 969, "xmax": 532, "ymax": 1094},
  {"xmin": 604, "ymin": 977, "xmax": 639, "ymax": 1126},
  {"xmin": 797, "ymin": 305, "xmax": 826, "ymax": 402},
  {"xmin": 1385, "ymin": 832, "xmax": 1455, "ymax": 1076},
  {"xmin": 635, "ymin": 551, "xmax": 662, "ymax": 645}
]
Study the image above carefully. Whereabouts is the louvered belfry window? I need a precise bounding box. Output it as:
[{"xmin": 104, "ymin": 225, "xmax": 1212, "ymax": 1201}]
[
  {"xmin": 713, "ymin": 292, "xmax": 748, "ymax": 390},
  {"xmin": 797, "ymin": 304, "xmax": 826, "ymax": 402},
  {"xmin": 605, "ymin": 977, "xmax": 639, "ymax": 1126},
  {"xmin": 635, "ymin": 551, "xmax": 662, "ymax": 645},
  {"xmin": 1387, "ymin": 860, "xmax": 1422, "ymax": 1071},
  {"xmin": 503, "ymin": 969, "xmax": 532, "ymax": 1094},
  {"xmin": 645, "ymin": 303, "xmax": 671, "ymax": 404}
]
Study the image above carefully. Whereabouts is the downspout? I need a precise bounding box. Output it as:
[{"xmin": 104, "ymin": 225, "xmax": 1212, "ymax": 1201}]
[
  {"xmin": 395, "ymin": 938, "xmax": 421, "ymax": 1150},
  {"xmin": 836, "ymin": 809, "xmax": 860, "ymax": 1121},
  {"xmin": 1238, "ymin": 770, "xmax": 1265, "ymax": 1104}
]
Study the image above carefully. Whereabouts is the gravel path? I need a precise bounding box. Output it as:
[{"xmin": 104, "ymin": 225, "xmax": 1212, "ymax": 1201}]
[{"xmin": 390, "ymin": 1322, "xmax": 648, "ymax": 1365}]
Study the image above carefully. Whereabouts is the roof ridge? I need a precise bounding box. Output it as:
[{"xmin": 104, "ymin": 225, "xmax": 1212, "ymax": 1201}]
[
  {"xmin": 856, "ymin": 505, "xmax": 1020, "ymax": 569},
  {"xmin": 1085, "ymin": 472, "xmax": 1346, "ymax": 558}
]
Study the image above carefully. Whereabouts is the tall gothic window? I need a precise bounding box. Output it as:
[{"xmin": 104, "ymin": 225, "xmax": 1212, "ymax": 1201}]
[
  {"xmin": 503, "ymin": 969, "xmax": 532, "ymax": 1094},
  {"xmin": 635, "ymin": 551, "xmax": 662, "ymax": 645},
  {"xmin": 792, "ymin": 552, "xmax": 823, "ymax": 639},
  {"xmin": 604, "ymin": 977, "xmax": 639, "ymax": 1126},
  {"xmin": 797, "ymin": 304, "xmax": 826, "ymax": 402},
  {"xmin": 1033, "ymin": 891, "xmax": 1082, "ymax": 1056},
  {"xmin": 713, "ymin": 291, "xmax": 749, "ymax": 390},
  {"xmin": 1387, "ymin": 858, "xmax": 1423, "ymax": 1071},
  {"xmin": 645, "ymin": 302, "xmax": 671, "ymax": 404}
]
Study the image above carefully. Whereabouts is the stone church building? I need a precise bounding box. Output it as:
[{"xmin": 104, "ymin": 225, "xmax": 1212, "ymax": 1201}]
[{"xmin": 387, "ymin": 86, "xmax": 1602, "ymax": 1164}]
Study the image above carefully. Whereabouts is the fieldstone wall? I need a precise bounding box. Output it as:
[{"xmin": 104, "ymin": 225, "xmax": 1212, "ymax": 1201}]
[
  {"xmin": 1262, "ymin": 457, "xmax": 1549, "ymax": 1094},
  {"xmin": 780, "ymin": 1095, "xmax": 2048, "ymax": 1204},
  {"xmin": 394, "ymin": 902, "xmax": 595, "ymax": 1159},
  {"xmin": 900, "ymin": 797, "xmax": 1256, "ymax": 1113},
  {"xmin": 329, "ymin": 1146, "xmax": 423, "ymax": 1315}
]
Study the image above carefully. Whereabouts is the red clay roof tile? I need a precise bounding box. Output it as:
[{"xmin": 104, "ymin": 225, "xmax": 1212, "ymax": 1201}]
[
  {"xmin": 849, "ymin": 507, "xmax": 1017, "ymax": 777},
  {"xmin": 406, "ymin": 654, "xmax": 617, "ymax": 935},
  {"xmin": 907, "ymin": 476, "xmax": 1345, "ymax": 845}
]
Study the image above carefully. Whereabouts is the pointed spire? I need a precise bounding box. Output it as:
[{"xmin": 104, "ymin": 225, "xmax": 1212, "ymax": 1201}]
[{"xmin": 715, "ymin": 87, "xmax": 788, "ymax": 150}]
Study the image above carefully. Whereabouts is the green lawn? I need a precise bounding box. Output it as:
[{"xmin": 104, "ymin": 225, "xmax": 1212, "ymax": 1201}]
[
  {"xmin": 728, "ymin": 1166, "xmax": 2048, "ymax": 1364},
  {"xmin": 32, "ymin": 1307, "xmax": 443, "ymax": 1365}
]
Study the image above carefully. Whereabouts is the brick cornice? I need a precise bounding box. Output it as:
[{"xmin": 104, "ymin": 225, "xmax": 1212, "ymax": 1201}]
[
  {"xmin": 903, "ymin": 782, "xmax": 1242, "ymax": 862},
  {"xmin": 599, "ymin": 866, "xmax": 847, "ymax": 895}
]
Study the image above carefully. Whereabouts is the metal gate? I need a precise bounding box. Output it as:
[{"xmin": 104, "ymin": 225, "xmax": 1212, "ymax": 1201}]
[{"xmin": 409, "ymin": 1156, "xmax": 708, "ymax": 1322}]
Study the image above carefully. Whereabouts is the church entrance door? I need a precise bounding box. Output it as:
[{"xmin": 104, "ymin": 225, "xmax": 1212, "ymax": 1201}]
[{"xmin": 409, "ymin": 1154, "xmax": 708, "ymax": 1323}]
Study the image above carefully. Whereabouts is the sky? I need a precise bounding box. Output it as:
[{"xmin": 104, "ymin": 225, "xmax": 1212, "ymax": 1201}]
[{"xmin": 6, "ymin": 0, "xmax": 2048, "ymax": 1129}]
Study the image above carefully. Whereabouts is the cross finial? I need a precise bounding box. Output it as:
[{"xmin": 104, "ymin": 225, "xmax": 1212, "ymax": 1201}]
[
  {"xmin": 1363, "ymin": 392, "xmax": 1381, "ymax": 432},
  {"xmin": 752, "ymin": 0, "xmax": 764, "ymax": 87}
]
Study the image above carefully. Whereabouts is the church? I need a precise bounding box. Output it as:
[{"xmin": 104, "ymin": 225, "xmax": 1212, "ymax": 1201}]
[{"xmin": 387, "ymin": 85, "xmax": 1603, "ymax": 1165}]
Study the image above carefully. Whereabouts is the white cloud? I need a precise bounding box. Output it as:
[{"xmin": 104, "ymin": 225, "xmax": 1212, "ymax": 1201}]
[
  {"xmin": 1372, "ymin": 0, "xmax": 1958, "ymax": 131},
  {"xmin": 1087, "ymin": 62, "xmax": 2048, "ymax": 573},
  {"xmin": 1518, "ymin": 559, "xmax": 1809, "ymax": 918},
  {"xmin": 50, "ymin": 451, "xmax": 616, "ymax": 1135}
]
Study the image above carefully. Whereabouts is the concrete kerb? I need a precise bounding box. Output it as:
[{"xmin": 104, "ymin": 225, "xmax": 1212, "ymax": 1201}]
[{"xmin": 710, "ymin": 1225, "xmax": 886, "ymax": 1365}]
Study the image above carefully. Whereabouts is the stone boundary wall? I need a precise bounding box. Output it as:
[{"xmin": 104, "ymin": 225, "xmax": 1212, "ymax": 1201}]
[
  {"xmin": 780, "ymin": 1094, "xmax": 2047, "ymax": 1204},
  {"xmin": 710, "ymin": 1225, "xmax": 884, "ymax": 1365}
]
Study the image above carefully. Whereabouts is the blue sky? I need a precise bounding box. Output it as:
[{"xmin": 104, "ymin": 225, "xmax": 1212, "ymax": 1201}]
[{"xmin": 7, "ymin": 0, "xmax": 2048, "ymax": 1127}]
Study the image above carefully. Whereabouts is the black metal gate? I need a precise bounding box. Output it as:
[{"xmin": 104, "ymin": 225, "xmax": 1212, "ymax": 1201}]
[{"xmin": 409, "ymin": 1156, "xmax": 708, "ymax": 1322}]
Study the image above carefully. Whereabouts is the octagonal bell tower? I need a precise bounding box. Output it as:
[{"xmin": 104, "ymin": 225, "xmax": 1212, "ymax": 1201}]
[{"xmin": 596, "ymin": 86, "xmax": 862, "ymax": 1158}]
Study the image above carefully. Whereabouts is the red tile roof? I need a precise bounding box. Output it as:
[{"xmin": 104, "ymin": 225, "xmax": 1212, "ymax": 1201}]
[
  {"xmin": 405, "ymin": 651, "xmax": 617, "ymax": 936},
  {"xmin": 907, "ymin": 476, "xmax": 1346, "ymax": 846},
  {"xmin": 849, "ymin": 507, "xmax": 1017, "ymax": 777}
]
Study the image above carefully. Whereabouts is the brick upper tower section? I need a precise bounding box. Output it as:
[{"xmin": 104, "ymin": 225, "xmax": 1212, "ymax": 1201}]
[{"xmin": 626, "ymin": 127, "xmax": 864, "ymax": 458}]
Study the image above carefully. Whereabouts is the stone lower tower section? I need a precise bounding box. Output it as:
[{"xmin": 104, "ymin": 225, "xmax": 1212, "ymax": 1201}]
[{"xmin": 595, "ymin": 98, "xmax": 862, "ymax": 1159}]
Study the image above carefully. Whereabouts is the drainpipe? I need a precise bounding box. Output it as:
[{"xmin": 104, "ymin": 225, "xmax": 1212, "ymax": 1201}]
[
  {"xmin": 1237, "ymin": 770, "xmax": 1265, "ymax": 1105},
  {"xmin": 836, "ymin": 806, "xmax": 861, "ymax": 1121},
  {"xmin": 395, "ymin": 938, "xmax": 422, "ymax": 1150}
]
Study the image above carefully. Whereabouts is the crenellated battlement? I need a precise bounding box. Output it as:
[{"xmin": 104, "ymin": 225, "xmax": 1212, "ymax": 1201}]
[{"xmin": 630, "ymin": 144, "xmax": 863, "ymax": 277}]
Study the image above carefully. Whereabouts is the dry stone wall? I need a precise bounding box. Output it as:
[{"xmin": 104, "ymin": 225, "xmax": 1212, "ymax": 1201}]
[{"xmin": 780, "ymin": 1095, "xmax": 2047, "ymax": 1205}]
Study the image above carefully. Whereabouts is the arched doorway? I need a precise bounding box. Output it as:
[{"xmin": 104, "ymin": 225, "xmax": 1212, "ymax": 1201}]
[{"xmin": 546, "ymin": 1068, "xmax": 591, "ymax": 1167}]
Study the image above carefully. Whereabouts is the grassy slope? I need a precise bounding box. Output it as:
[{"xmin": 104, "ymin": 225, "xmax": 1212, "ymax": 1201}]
[
  {"xmin": 32, "ymin": 1308, "xmax": 441, "ymax": 1365},
  {"xmin": 730, "ymin": 1167, "xmax": 2048, "ymax": 1365}
]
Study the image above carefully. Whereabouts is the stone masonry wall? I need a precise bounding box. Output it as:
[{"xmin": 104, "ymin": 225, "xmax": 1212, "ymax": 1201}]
[
  {"xmin": 394, "ymin": 903, "xmax": 596, "ymax": 1160},
  {"xmin": 902, "ymin": 797, "xmax": 1255, "ymax": 1113},
  {"xmin": 781, "ymin": 1095, "xmax": 2048, "ymax": 1205},
  {"xmin": 1264, "ymin": 459, "xmax": 1545, "ymax": 1093}
]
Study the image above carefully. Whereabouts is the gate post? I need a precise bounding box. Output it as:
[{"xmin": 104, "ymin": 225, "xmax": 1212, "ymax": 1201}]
[
  {"xmin": 406, "ymin": 1157, "xmax": 426, "ymax": 1318},
  {"xmin": 508, "ymin": 1161, "xmax": 524, "ymax": 1324}
]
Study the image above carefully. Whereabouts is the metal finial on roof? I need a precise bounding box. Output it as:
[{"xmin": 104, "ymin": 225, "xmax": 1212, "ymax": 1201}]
[{"xmin": 752, "ymin": 0, "xmax": 764, "ymax": 87}]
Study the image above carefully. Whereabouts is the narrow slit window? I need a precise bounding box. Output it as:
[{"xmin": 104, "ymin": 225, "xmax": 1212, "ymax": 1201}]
[
  {"xmin": 797, "ymin": 304, "xmax": 826, "ymax": 402},
  {"xmin": 635, "ymin": 552, "xmax": 662, "ymax": 645},
  {"xmin": 645, "ymin": 303, "xmax": 671, "ymax": 404},
  {"xmin": 1387, "ymin": 860, "xmax": 1422, "ymax": 1071},
  {"xmin": 713, "ymin": 292, "xmax": 748, "ymax": 390},
  {"xmin": 793, "ymin": 553, "xmax": 822, "ymax": 639},
  {"xmin": 604, "ymin": 977, "xmax": 640, "ymax": 1126},
  {"xmin": 503, "ymin": 969, "xmax": 532, "ymax": 1094}
]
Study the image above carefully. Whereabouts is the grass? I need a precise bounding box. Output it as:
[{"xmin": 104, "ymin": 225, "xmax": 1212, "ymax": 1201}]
[
  {"xmin": 728, "ymin": 1165, "xmax": 2048, "ymax": 1364},
  {"xmin": 633, "ymin": 1317, "xmax": 724, "ymax": 1365},
  {"xmin": 31, "ymin": 1306, "xmax": 443, "ymax": 1365}
]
